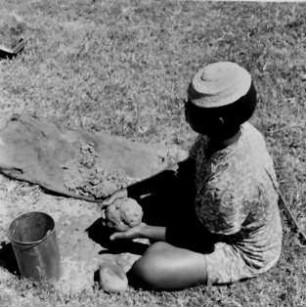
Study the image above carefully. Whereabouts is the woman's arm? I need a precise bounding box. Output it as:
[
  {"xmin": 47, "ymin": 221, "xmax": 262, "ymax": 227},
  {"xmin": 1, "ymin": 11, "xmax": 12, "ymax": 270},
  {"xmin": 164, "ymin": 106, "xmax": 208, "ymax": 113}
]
[
  {"xmin": 127, "ymin": 158, "xmax": 195, "ymax": 199},
  {"xmin": 110, "ymin": 224, "xmax": 166, "ymax": 242},
  {"xmin": 127, "ymin": 170, "xmax": 177, "ymax": 199},
  {"xmin": 101, "ymin": 158, "xmax": 195, "ymax": 208}
]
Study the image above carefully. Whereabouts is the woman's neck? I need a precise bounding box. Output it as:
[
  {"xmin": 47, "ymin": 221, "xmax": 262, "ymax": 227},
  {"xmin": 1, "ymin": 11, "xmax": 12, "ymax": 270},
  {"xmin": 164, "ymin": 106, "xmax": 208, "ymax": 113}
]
[{"xmin": 207, "ymin": 127, "xmax": 242, "ymax": 151}]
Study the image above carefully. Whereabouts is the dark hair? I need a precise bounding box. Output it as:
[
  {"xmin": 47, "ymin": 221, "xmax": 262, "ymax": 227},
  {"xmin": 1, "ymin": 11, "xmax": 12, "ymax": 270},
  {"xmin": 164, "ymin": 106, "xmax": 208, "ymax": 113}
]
[
  {"xmin": 221, "ymin": 82, "xmax": 257, "ymax": 125},
  {"xmin": 186, "ymin": 82, "xmax": 257, "ymax": 135}
]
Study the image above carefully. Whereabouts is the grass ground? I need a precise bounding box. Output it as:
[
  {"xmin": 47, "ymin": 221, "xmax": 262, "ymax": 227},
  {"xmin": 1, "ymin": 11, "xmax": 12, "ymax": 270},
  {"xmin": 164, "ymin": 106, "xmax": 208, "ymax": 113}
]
[{"xmin": 0, "ymin": 0, "xmax": 306, "ymax": 306}]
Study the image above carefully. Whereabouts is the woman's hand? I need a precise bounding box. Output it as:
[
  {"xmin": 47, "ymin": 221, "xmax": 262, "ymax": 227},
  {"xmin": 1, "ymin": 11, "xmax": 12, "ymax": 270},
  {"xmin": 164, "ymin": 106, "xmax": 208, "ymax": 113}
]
[
  {"xmin": 109, "ymin": 223, "xmax": 146, "ymax": 241},
  {"xmin": 100, "ymin": 188, "xmax": 128, "ymax": 208},
  {"xmin": 110, "ymin": 224, "xmax": 166, "ymax": 242}
]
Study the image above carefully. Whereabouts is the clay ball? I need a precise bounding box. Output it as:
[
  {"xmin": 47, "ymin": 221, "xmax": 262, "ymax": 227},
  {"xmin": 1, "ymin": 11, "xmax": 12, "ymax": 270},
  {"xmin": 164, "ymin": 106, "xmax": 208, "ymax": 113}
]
[{"xmin": 104, "ymin": 198, "xmax": 143, "ymax": 232}]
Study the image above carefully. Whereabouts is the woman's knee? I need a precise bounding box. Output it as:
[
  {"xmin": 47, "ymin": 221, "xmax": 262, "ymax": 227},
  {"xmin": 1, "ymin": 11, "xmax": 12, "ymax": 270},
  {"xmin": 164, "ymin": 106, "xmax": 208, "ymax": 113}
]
[
  {"xmin": 129, "ymin": 242, "xmax": 171, "ymax": 289},
  {"xmin": 128, "ymin": 241, "xmax": 209, "ymax": 290}
]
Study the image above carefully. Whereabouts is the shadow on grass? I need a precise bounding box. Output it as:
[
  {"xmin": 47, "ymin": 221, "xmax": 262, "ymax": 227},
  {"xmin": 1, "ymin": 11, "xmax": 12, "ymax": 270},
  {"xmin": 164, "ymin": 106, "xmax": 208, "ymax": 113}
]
[
  {"xmin": 0, "ymin": 241, "xmax": 20, "ymax": 276},
  {"xmin": 86, "ymin": 218, "xmax": 149, "ymax": 256}
]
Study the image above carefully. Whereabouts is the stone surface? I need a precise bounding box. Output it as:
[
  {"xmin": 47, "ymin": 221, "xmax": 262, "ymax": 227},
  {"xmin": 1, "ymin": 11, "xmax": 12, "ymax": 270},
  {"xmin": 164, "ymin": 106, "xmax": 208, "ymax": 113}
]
[
  {"xmin": 0, "ymin": 115, "xmax": 187, "ymax": 201},
  {"xmin": 98, "ymin": 261, "xmax": 128, "ymax": 293}
]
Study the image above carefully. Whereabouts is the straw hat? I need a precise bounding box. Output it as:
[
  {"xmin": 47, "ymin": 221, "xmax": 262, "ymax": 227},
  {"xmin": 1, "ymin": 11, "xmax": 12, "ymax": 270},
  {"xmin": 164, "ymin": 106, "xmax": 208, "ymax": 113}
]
[{"xmin": 189, "ymin": 62, "xmax": 252, "ymax": 108}]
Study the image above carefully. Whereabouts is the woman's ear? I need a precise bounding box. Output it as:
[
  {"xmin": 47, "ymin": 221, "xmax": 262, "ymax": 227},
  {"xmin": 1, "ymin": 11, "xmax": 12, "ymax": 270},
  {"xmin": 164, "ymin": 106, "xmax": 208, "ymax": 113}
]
[{"xmin": 218, "ymin": 117, "xmax": 225, "ymax": 126}]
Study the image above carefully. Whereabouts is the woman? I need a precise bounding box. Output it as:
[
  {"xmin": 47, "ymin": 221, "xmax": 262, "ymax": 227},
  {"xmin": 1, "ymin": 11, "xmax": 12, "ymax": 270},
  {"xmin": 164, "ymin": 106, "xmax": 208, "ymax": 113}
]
[{"xmin": 102, "ymin": 62, "xmax": 282, "ymax": 290}]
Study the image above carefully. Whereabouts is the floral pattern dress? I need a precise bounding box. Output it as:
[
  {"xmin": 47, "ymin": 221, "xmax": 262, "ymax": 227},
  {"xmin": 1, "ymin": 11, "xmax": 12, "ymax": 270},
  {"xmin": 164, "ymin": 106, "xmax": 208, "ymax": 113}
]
[{"xmin": 190, "ymin": 122, "xmax": 282, "ymax": 284}]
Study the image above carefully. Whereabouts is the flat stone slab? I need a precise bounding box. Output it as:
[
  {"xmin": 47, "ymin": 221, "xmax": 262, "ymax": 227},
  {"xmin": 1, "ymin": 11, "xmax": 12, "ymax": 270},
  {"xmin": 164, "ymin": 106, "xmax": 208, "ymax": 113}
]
[{"xmin": 0, "ymin": 114, "xmax": 186, "ymax": 201}]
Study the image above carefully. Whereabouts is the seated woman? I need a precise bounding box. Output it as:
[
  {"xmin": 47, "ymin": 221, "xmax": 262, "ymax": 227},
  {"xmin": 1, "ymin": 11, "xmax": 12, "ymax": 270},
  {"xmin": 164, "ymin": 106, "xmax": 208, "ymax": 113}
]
[{"xmin": 102, "ymin": 62, "xmax": 282, "ymax": 290}]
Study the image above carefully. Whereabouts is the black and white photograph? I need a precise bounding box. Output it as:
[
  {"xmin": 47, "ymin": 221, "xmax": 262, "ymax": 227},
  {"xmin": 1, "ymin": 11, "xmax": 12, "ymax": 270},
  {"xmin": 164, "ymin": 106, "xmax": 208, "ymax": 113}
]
[{"xmin": 0, "ymin": 0, "xmax": 305, "ymax": 306}]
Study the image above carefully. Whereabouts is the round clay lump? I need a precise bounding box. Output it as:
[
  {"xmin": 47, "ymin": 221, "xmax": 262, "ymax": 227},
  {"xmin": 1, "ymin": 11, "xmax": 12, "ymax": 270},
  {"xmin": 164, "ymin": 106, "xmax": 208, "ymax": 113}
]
[{"xmin": 104, "ymin": 198, "xmax": 143, "ymax": 232}]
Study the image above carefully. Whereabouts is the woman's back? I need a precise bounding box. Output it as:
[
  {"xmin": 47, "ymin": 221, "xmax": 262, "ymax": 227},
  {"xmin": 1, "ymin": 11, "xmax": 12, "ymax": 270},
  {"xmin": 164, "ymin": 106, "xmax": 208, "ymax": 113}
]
[{"xmin": 192, "ymin": 122, "xmax": 282, "ymax": 274}]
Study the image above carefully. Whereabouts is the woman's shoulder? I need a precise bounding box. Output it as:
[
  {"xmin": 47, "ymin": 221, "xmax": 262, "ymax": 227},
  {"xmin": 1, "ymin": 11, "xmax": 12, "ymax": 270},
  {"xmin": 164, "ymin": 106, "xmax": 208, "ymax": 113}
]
[
  {"xmin": 241, "ymin": 122, "xmax": 266, "ymax": 147},
  {"xmin": 209, "ymin": 124, "xmax": 271, "ymax": 193}
]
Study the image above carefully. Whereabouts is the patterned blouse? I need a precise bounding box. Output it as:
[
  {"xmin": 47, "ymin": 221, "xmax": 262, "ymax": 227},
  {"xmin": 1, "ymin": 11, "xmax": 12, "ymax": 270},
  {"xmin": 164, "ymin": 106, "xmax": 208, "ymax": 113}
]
[{"xmin": 190, "ymin": 122, "xmax": 282, "ymax": 273}]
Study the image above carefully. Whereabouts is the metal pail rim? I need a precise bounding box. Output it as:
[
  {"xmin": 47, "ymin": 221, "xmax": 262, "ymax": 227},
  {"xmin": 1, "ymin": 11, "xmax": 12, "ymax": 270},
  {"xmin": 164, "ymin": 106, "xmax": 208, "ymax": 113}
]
[{"xmin": 7, "ymin": 211, "xmax": 55, "ymax": 246}]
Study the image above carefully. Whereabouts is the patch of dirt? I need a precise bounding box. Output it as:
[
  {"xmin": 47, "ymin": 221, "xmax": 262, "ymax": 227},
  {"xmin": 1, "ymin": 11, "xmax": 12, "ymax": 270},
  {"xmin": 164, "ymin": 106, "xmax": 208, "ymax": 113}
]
[{"xmin": 0, "ymin": 175, "xmax": 143, "ymax": 295}]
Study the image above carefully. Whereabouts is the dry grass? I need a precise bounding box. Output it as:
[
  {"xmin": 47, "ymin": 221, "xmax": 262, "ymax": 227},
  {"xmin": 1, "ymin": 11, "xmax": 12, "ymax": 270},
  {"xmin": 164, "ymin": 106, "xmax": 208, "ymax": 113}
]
[{"xmin": 1, "ymin": 0, "xmax": 306, "ymax": 306}]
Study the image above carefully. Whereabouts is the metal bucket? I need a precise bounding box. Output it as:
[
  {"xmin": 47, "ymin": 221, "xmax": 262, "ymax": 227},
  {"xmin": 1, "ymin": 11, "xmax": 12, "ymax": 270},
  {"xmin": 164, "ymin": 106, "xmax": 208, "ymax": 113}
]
[{"xmin": 8, "ymin": 211, "xmax": 61, "ymax": 282}]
